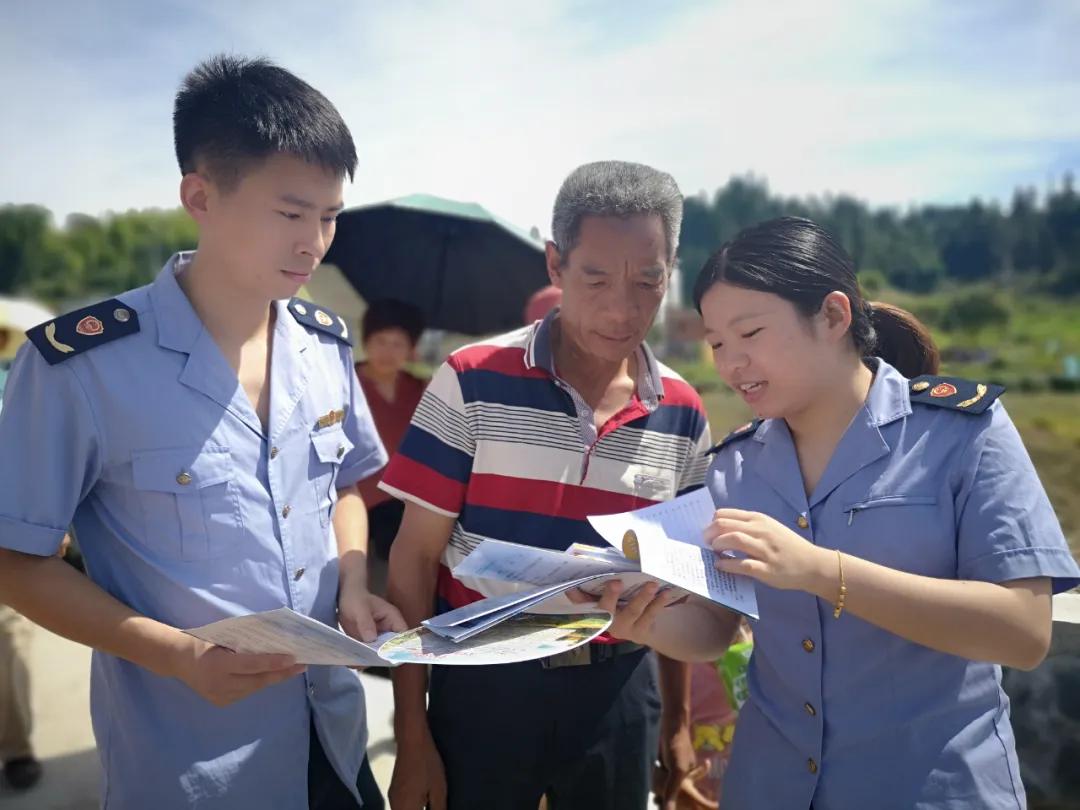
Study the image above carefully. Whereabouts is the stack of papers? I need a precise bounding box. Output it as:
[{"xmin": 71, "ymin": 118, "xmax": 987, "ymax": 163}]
[
  {"xmin": 422, "ymin": 488, "xmax": 758, "ymax": 642},
  {"xmin": 185, "ymin": 606, "xmax": 613, "ymax": 667},
  {"xmin": 185, "ymin": 489, "xmax": 757, "ymax": 667}
]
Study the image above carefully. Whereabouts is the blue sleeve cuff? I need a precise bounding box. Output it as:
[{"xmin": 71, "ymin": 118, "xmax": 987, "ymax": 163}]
[
  {"xmin": 0, "ymin": 515, "xmax": 68, "ymax": 557},
  {"xmin": 961, "ymin": 545, "xmax": 1080, "ymax": 595},
  {"xmin": 336, "ymin": 446, "xmax": 390, "ymax": 490}
]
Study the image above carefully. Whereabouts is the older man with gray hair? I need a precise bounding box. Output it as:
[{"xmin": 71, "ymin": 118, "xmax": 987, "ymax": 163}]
[{"xmin": 382, "ymin": 161, "xmax": 729, "ymax": 810}]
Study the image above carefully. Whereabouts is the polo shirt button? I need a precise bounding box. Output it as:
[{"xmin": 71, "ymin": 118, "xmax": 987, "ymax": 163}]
[
  {"xmin": 294, "ymin": 567, "xmax": 305, "ymax": 581},
  {"xmin": 282, "ymin": 505, "xmax": 292, "ymax": 519},
  {"xmin": 802, "ymin": 638, "xmax": 815, "ymax": 653},
  {"xmin": 804, "ymin": 702, "xmax": 816, "ymax": 717},
  {"xmin": 808, "ymin": 758, "xmax": 818, "ymax": 774},
  {"xmin": 796, "ymin": 515, "xmax": 809, "ymax": 529}
]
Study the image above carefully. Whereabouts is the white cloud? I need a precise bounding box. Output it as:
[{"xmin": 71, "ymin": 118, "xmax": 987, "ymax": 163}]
[{"xmin": 1, "ymin": 0, "xmax": 1077, "ymax": 233}]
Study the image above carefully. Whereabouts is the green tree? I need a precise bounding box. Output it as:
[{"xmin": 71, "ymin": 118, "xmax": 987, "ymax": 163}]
[
  {"xmin": 1009, "ymin": 188, "xmax": 1055, "ymax": 275},
  {"xmin": 1047, "ymin": 174, "xmax": 1080, "ymax": 292},
  {"xmin": 26, "ymin": 233, "xmax": 86, "ymax": 302},
  {"xmin": 0, "ymin": 205, "xmax": 53, "ymax": 294},
  {"xmin": 939, "ymin": 202, "xmax": 1007, "ymax": 282}
]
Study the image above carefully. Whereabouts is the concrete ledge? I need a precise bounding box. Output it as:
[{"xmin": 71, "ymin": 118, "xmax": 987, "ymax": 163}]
[
  {"xmin": 1002, "ymin": 592, "xmax": 1080, "ymax": 807},
  {"xmin": 1054, "ymin": 592, "xmax": 1080, "ymax": 621},
  {"xmin": 1050, "ymin": 592, "xmax": 1080, "ymax": 656}
]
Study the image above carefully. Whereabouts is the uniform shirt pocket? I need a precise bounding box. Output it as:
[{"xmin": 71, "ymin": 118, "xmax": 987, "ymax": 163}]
[
  {"xmin": 310, "ymin": 426, "xmax": 355, "ymax": 527},
  {"xmin": 841, "ymin": 493, "xmax": 953, "ymax": 576},
  {"xmin": 131, "ymin": 446, "xmax": 242, "ymax": 561},
  {"xmin": 844, "ymin": 494, "xmax": 938, "ymax": 517}
]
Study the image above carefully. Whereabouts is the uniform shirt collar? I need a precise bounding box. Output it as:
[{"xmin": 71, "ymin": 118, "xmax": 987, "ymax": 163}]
[
  {"xmin": 522, "ymin": 307, "xmax": 666, "ymax": 406},
  {"xmin": 862, "ymin": 357, "xmax": 913, "ymax": 427},
  {"xmin": 749, "ymin": 357, "xmax": 911, "ymax": 511},
  {"xmin": 149, "ymin": 251, "xmax": 206, "ymax": 354},
  {"xmin": 149, "ymin": 251, "xmax": 308, "ymax": 358},
  {"xmin": 752, "ymin": 357, "xmax": 913, "ymax": 449}
]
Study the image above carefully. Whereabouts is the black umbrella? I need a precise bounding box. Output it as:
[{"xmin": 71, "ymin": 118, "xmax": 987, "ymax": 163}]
[{"xmin": 322, "ymin": 194, "xmax": 550, "ymax": 335}]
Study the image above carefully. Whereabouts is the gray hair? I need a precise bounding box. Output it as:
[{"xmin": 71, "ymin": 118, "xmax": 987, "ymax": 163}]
[{"xmin": 551, "ymin": 160, "xmax": 683, "ymax": 265}]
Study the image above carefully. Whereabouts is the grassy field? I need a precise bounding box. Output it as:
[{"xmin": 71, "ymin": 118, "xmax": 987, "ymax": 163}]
[
  {"xmin": 698, "ymin": 388, "xmax": 1080, "ymax": 555},
  {"xmin": 881, "ymin": 287, "xmax": 1080, "ymax": 385}
]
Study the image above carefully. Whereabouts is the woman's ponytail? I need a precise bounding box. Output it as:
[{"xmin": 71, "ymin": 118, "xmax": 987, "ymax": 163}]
[{"xmin": 866, "ymin": 301, "xmax": 939, "ymax": 378}]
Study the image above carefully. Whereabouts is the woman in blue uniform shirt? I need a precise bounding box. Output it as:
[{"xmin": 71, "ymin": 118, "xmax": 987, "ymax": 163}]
[{"xmin": 693, "ymin": 217, "xmax": 1080, "ymax": 809}]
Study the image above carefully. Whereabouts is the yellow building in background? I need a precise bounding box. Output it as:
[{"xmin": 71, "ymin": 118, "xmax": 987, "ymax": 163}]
[{"xmin": 0, "ymin": 297, "xmax": 55, "ymax": 362}]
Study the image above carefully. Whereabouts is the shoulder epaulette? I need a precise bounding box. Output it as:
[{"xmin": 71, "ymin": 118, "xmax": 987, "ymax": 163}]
[
  {"xmin": 908, "ymin": 375, "xmax": 1004, "ymax": 415},
  {"xmin": 287, "ymin": 298, "xmax": 352, "ymax": 346},
  {"xmin": 706, "ymin": 419, "xmax": 762, "ymax": 455},
  {"xmin": 25, "ymin": 299, "xmax": 139, "ymax": 365}
]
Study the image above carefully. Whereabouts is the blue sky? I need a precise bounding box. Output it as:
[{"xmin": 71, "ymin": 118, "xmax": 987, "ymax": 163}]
[{"xmin": 1, "ymin": 0, "xmax": 1077, "ymax": 235}]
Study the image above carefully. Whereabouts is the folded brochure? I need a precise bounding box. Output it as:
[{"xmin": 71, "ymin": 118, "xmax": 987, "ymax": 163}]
[
  {"xmin": 424, "ymin": 488, "xmax": 758, "ymax": 642},
  {"xmin": 185, "ymin": 605, "xmax": 613, "ymax": 667}
]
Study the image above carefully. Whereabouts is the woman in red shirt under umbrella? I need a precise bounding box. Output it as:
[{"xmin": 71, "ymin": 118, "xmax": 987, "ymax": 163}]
[{"xmin": 354, "ymin": 299, "xmax": 428, "ymax": 586}]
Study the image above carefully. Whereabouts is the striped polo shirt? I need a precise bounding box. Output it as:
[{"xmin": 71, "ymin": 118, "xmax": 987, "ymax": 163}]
[{"xmin": 378, "ymin": 310, "xmax": 713, "ymax": 614}]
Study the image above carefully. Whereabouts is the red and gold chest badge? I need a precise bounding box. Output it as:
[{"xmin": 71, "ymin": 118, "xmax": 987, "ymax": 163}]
[
  {"xmin": 930, "ymin": 382, "xmax": 957, "ymax": 398},
  {"xmin": 75, "ymin": 315, "xmax": 104, "ymax": 336}
]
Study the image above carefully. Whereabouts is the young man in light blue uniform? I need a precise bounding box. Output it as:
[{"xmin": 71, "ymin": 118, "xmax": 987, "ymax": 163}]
[{"xmin": 0, "ymin": 56, "xmax": 403, "ymax": 808}]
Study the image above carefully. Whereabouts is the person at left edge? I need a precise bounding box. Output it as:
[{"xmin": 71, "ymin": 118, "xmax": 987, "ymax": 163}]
[
  {"xmin": 0, "ymin": 55, "xmax": 405, "ymax": 809},
  {"xmin": 0, "ymin": 365, "xmax": 42, "ymax": 793}
]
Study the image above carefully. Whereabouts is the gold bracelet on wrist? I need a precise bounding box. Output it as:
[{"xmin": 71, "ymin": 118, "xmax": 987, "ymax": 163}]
[{"xmin": 832, "ymin": 549, "xmax": 847, "ymax": 619}]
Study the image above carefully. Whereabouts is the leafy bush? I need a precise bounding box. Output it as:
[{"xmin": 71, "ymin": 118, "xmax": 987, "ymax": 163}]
[
  {"xmin": 858, "ymin": 269, "xmax": 888, "ymax": 295},
  {"xmin": 941, "ymin": 289, "xmax": 1011, "ymax": 333},
  {"xmin": 1049, "ymin": 376, "xmax": 1080, "ymax": 393}
]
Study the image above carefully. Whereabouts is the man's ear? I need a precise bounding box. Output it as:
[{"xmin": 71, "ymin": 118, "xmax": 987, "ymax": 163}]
[
  {"xmin": 180, "ymin": 172, "xmax": 213, "ymax": 224},
  {"xmin": 545, "ymin": 241, "xmax": 565, "ymax": 288}
]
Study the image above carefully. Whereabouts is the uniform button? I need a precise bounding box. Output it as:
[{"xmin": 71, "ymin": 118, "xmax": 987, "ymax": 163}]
[
  {"xmin": 336, "ymin": 444, "xmax": 345, "ymax": 459},
  {"xmin": 808, "ymin": 758, "xmax": 818, "ymax": 774},
  {"xmin": 270, "ymin": 446, "xmax": 279, "ymax": 459},
  {"xmin": 796, "ymin": 515, "xmax": 809, "ymax": 529},
  {"xmin": 802, "ymin": 638, "xmax": 815, "ymax": 653},
  {"xmin": 308, "ymin": 683, "xmax": 316, "ymax": 697},
  {"xmin": 294, "ymin": 567, "xmax": 305, "ymax": 581},
  {"xmin": 282, "ymin": 505, "xmax": 292, "ymax": 519},
  {"xmin": 804, "ymin": 702, "xmax": 817, "ymax": 717},
  {"xmin": 176, "ymin": 471, "xmax": 192, "ymax": 486}
]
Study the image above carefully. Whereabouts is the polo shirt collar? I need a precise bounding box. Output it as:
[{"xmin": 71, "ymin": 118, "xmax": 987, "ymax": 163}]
[{"xmin": 522, "ymin": 308, "xmax": 666, "ymax": 408}]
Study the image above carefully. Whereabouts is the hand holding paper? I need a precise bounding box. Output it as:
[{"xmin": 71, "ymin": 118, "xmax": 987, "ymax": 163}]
[
  {"xmin": 448, "ymin": 489, "xmax": 758, "ymax": 627},
  {"xmin": 586, "ymin": 488, "xmax": 758, "ymax": 617}
]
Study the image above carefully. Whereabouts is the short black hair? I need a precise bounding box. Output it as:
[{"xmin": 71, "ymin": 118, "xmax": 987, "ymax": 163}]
[
  {"xmin": 361, "ymin": 299, "xmax": 426, "ymax": 346},
  {"xmin": 173, "ymin": 54, "xmax": 357, "ymax": 190}
]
